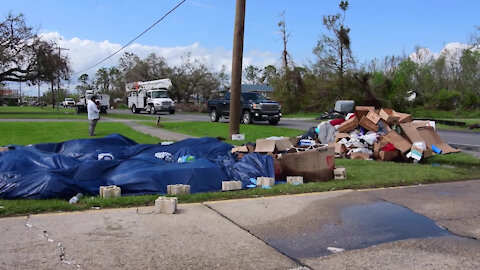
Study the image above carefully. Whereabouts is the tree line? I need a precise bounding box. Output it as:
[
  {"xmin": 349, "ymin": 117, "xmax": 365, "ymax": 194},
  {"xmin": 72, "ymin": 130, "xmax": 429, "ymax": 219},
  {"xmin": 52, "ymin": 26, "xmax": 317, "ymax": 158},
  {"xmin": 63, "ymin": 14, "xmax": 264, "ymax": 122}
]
[{"xmin": 2, "ymin": 5, "xmax": 479, "ymax": 113}]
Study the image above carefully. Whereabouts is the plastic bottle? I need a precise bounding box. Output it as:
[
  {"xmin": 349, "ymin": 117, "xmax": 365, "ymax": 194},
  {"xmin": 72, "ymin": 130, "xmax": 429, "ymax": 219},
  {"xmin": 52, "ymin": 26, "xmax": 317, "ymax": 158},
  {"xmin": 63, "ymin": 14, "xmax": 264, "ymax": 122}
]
[{"xmin": 69, "ymin": 193, "xmax": 83, "ymax": 204}]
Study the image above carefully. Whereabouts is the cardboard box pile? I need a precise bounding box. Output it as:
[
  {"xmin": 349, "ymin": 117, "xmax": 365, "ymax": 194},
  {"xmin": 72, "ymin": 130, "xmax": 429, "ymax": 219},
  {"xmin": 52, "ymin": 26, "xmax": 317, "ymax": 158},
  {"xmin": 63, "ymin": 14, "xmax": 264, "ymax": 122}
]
[{"xmin": 332, "ymin": 107, "xmax": 460, "ymax": 162}]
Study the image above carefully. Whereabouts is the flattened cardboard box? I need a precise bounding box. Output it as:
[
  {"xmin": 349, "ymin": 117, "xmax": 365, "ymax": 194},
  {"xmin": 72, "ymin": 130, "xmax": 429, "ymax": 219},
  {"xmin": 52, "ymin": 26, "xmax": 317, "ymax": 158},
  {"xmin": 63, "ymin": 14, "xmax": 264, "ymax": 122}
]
[
  {"xmin": 255, "ymin": 138, "xmax": 293, "ymax": 153},
  {"xmin": 416, "ymin": 126, "xmax": 460, "ymax": 154},
  {"xmin": 383, "ymin": 130, "xmax": 412, "ymax": 153},
  {"xmin": 397, "ymin": 112, "xmax": 413, "ymax": 123},
  {"xmin": 337, "ymin": 116, "xmax": 359, "ymax": 133},
  {"xmin": 274, "ymin": 146, "xmax": 335, "ymax": 182}
]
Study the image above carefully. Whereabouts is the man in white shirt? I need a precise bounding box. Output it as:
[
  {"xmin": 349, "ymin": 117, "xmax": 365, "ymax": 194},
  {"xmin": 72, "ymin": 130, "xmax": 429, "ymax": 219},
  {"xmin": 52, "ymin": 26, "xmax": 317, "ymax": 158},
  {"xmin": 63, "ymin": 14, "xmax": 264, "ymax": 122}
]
[{"xmin": 87, "ymin": 96, "xmax": 100, "ymax": 136}]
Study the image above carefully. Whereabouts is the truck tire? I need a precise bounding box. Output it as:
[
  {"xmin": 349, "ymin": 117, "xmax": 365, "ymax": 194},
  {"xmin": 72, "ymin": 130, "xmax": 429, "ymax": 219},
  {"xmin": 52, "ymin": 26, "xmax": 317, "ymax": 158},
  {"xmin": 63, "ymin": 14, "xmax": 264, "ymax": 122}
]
[
  {"xmin": 268, "ymin": 119, "xmax": 279, "ymax": 125},
  {"xmin": 242, "ymin": 111, "xmax": 252, "ymax": 124},
  {"xmin": 169, "ymin": 109, "xmax": 175, "ymax": 114},
  {"xmin": 210, "ymin": 109, "xmax": 219, "ymax": 122},
  {"xmin": 149, "ymin": 105, "xmax": 156, "ymax": 114},
  {"xmin": 131, "ymin": 105, "xmax": 138, "ymax": 114}
]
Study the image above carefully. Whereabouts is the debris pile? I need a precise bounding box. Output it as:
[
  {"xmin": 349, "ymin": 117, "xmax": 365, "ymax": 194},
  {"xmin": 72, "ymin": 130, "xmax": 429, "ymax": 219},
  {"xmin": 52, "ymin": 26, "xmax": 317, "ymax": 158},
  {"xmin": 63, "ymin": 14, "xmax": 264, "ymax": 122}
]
[{"xmin": 301, "ymin": 106, "xmax": 460, "ymax": 162}]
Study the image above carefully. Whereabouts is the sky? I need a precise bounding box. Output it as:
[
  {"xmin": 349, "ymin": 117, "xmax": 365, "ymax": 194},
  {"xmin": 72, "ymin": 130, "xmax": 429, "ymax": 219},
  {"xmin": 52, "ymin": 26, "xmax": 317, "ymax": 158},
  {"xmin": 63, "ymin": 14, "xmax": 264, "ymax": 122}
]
[{"xmin": 2, "ymin": 0, "xmax": 479, "ymax": 95}]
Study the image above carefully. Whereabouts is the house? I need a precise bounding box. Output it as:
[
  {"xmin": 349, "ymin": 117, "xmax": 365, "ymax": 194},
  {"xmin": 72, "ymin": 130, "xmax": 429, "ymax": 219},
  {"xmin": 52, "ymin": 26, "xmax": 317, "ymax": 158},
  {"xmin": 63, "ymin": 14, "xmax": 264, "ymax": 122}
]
[
  {"xmin": 0, "ymin": 89, "xmax": 20, "ymax": 106},
  {"xmin": 241, "ymin": 84, "xmax": 274, "ymax": 98}
]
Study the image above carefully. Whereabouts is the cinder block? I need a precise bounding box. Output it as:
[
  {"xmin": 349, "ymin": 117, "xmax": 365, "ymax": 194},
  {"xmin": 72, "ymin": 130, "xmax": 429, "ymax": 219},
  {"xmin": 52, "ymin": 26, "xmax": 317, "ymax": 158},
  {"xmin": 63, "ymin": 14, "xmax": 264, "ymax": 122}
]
[
  {"xmin": 256, "ymin": 177, "xmax": 275, "ymax": 187},
  {"xmin": 167, "ymin": 184, "xmax": 191, "ymax": 195},
  {"xmin": 286, "ymin": 176, "xmax": 304, "ymax": 185},
  {"xmin": 222, "ymin": 180, "xmax": 242, "ymax": 191},
  {"xmin": 155, "ymin": 196, "xmax": 178, "ymax": 214},
  {"xmin": 99, "ymin": 185, "xmax": 121, "ymax": 198},
  {"xmin": 334, "ymin": 167, "xmax": 346, "ymax": 180}
]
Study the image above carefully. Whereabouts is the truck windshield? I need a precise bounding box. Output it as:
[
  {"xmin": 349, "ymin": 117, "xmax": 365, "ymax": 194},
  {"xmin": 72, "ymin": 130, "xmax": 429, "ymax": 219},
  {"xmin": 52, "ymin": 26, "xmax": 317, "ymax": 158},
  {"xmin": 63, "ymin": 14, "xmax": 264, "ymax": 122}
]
[
  {"xmin": 151, "ymin": 90, "xmax": 169, "ymax": 98},
  {"xmin": 241, "ymin": 92, "xmax": 266, "ymax": 102}
]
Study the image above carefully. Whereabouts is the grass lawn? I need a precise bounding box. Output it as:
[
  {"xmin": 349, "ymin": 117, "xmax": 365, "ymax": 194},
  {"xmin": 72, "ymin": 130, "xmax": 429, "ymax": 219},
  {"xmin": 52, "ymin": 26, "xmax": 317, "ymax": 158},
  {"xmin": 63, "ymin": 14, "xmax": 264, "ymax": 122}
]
[
  {"xmin": 0, "ymin": 121, "xmax": 161, "ymax": 145},
  {"xmin": 145, "ymin": 121, "xmax": 304, "ymax": 145},
  {"xmin": 0, "ymin": 117, "xmax": 479, "ymax": 217},
  {"xmin": 408, "ymin": 108, "xmax": 480, "ymax": 119},
  {"xmin": 281, "ymin": 112, "xmax": 319, "ymax": 119},
  {"xmin": 0, "ymin": 106, "xmax": 84, "ymax": 119}
]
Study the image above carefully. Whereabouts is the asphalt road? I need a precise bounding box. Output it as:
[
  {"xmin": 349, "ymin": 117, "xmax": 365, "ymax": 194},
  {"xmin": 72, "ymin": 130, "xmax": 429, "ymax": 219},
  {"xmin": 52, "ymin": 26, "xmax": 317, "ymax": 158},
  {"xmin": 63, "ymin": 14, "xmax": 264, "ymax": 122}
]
[{"xmin": 110, "ymin": 109, "xmax": 480, "ymax": 147}]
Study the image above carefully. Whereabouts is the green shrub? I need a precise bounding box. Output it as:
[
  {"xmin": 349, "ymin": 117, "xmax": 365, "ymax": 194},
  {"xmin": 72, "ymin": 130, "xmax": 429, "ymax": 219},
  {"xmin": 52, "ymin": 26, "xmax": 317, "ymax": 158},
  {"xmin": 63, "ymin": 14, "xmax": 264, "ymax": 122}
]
[{"xmin": 436, "ymin": 89, "xmax": 461, "ymax": 110}]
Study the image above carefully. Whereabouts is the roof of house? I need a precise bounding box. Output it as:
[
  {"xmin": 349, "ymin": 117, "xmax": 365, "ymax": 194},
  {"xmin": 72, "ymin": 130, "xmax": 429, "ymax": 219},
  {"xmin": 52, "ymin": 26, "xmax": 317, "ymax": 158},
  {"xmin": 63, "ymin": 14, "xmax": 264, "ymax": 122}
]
[{"xmin": 241, "ymin": 84, "xmax": 274, "ymax": 92}]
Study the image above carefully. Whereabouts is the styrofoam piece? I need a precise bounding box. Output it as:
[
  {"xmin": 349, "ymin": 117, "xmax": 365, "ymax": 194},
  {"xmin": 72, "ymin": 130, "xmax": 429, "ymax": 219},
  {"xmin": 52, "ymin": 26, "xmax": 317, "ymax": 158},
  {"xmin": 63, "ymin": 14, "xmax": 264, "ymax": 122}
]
[
  {"xmin": 334, "ymin": 167, "xmax": 346, "ymax": 180},
  {"xmin": 167, "ymin": 184, "xmax": 191, "ymax": 195},
  {"xmin": 256, "ymin": 177, "xmax": 275, "ymax": 187},
  {"xmin": 286, "ymin": 176, "xmax": 304, "ymax": 185},
  {"xmin": 222, "ymin": 180, "xmax": 242, "ymax": 191},
  {"xmin": 155, "ymin": 197, "xmax": 178, "ymax": 214},
  {"xmin": 231, "ymin": 134, "xmax": 245, "ymax": 140}
]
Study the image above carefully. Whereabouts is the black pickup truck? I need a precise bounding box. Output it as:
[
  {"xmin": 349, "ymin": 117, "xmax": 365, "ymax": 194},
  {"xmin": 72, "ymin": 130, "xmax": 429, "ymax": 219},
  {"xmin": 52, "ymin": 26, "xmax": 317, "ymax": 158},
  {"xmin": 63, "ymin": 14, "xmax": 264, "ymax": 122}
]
[{"xmin": 207, "ymin": 92, "xmax": 282, "ymax": 125}]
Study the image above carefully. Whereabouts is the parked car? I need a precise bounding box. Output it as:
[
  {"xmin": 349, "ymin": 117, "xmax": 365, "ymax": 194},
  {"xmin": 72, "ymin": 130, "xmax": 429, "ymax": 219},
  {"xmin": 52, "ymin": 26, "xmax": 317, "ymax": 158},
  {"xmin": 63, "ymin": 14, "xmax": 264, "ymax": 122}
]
[
  {"xmin": 207, "ymin": 92, "xmax": 281, "ymax": 125},
  {"xmin": 62, "ymin": 98, "xmax": 76, "ymax": 107}
]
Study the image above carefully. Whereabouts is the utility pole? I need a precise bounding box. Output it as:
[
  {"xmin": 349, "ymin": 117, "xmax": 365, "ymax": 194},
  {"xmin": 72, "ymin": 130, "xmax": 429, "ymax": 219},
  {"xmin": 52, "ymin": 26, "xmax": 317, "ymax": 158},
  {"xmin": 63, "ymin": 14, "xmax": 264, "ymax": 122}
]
[{"xmin": 229, "ymin": 0, "xmax": 246, "ymax": 138}]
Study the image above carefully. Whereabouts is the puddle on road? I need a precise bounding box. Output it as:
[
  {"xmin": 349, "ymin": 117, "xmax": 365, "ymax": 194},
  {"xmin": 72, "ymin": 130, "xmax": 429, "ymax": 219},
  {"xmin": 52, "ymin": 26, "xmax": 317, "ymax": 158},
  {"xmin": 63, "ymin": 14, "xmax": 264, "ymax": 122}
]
[{"xmin": 265, "ymin": 202, "xmax": 451, "ymax": 258}]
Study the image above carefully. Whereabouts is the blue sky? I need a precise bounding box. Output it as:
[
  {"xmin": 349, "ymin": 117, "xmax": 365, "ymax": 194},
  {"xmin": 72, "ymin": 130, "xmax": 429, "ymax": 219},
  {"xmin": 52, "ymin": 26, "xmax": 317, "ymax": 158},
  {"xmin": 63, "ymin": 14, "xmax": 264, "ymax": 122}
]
[{"xmin": 2, "ymin": 0, "xmax": 479, "ymax": 94}]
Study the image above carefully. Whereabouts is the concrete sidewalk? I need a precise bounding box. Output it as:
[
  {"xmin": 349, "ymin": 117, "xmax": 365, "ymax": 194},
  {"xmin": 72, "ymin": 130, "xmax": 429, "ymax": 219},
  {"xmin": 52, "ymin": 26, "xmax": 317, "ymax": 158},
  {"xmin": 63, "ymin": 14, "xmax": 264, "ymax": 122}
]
[{"xmin": 2, "ymin": 180, "xmax": 480, "ymax": 269}]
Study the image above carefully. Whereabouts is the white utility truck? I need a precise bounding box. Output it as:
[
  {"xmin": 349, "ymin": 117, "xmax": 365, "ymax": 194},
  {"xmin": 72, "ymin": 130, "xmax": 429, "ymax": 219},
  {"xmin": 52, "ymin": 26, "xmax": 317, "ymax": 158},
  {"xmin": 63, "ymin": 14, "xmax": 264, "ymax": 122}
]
[
  {"xmin": 76, "ymin": 90, "xmax": 110, "ymax": 114},
  {"xmin": 126, "ymin": 79, "xmax": 175, "ymax": 114}
]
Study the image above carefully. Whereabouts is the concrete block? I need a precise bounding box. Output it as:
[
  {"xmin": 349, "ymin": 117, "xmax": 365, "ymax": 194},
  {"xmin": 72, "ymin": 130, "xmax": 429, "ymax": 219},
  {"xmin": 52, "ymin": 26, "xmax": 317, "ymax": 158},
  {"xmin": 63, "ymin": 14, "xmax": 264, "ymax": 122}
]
[
  {"xmin": 286, "ymin": 176, "xmax": 304, "ymax": 185},
  {"xmin": 155, "ymin": 196, "xmax": 178, "ymax": 214},
  {"xmin": 222, "ymin": 180, "xmax": 242, "ymax": 191},
  {"xmin": 334, "ymin": 167, "xmax": 346, "ymax": 180},
  {"xmin": 167, "ymin": 184, "xmax": 191, "ymax": 195},
  {"xmin": 99, "ymin": 185, "xmax": 121, "ymax": 198},
  {"xmin": 256, "ymin": 177, "xmax": 275, "ymax": 187}
]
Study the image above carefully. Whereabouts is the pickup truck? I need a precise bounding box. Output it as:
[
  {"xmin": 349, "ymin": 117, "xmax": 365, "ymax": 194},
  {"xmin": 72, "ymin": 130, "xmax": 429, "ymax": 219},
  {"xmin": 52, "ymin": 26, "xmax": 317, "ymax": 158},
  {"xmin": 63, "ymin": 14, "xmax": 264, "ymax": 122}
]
[
  {"xmin": 62, "ymin": 98, "xmax": 75, "ymax": 107},
  {"xmin": 207, "ymin": 92, "xmax": 281, "ymax": 125}
]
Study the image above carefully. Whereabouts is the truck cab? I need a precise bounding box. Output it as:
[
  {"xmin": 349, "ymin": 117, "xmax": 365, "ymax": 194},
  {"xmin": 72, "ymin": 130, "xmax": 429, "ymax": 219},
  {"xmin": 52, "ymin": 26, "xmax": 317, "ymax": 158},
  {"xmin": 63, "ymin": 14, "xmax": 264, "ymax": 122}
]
[{"xmin": 127, "ymin": 79, "xmax": 175, "ymax": 114}]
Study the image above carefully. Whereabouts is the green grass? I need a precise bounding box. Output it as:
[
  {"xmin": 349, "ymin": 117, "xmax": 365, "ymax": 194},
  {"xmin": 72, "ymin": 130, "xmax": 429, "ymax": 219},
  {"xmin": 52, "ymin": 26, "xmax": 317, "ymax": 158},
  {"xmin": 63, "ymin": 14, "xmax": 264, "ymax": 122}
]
[
  {"xmin": 0, "ymin": 106, "xmax": 84, "ymax": 119},
  {"xmin": 1, "ymin": 156, "xmax": 478, "ymax": 217},
  {"xmin": 105, "ymin": 113, "xmax": 161, "ymax": 121},
  {"xmin": 144, "ymin": 121, "xmax": 304, "ymax": 145},
  {"xmin": 409, "ymin": 108, "xmax": 480, "ymax": 119},
  {"xmin": 282, "ymin": 112, "xmax": 319, "ymax": 119},
  {"xmin": 0, "ymin": 121, "xmax": 161, "ymax": 145}
]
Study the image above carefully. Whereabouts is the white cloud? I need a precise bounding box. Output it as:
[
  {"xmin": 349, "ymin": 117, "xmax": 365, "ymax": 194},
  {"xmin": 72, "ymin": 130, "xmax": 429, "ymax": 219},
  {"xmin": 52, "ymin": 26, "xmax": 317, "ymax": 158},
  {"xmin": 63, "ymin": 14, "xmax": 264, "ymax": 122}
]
[{"xmin": 409, "ymin": 42, "xmax": 473, "ymax": 65}]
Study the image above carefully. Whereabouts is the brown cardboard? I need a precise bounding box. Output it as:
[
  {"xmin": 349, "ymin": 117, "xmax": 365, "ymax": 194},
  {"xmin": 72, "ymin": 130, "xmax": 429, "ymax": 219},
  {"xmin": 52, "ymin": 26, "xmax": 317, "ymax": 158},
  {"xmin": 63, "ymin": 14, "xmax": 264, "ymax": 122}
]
[
  {"xmin": 255, "ymin": 138, "xmax": 293, "ymax": 153},
  {"xmin": 274, "ymin": 146, "xmax": 335, "ymax": 182},
  {"xmin": 359, "ymin": 116, "xmax": 379, "ymax": 132},
  {"xmin": 416, "ymin": 126, "xmax": 460, "ymax": 154},
  {"xmin": 335, "ymin": 133, "xmax": 350, "ymax": 141},
  {"xmin": 382, "ymin": 131, "xmax": 412, "ymax": 153},
  {"xmin": 355, "ymin": 106, "xmax": 375, "ymax": 120},
  {"xmin": 378, "ymin": 150, "xmax": 400, "ymax": 161},
  {"xmin": 351, "ymin": 152, "xmax": 370, "ymax": 160},
  {"xmin": 379, "ymin": 108, "xmax": 401, "ymax": 124},
  {"xmin": 373, "ymin": 142, "xmax": 380, "ymax": 158},
  {"xmin": 397, "ymin": 112, "xmax": 413, "ymax": 123},
  {"xmin": 337, "ymin": 116, "xmax": 359, "ymax": 133},
  {"xmin": 231, "ymin": 146, "xmax": 249, "ymax": 154},
  {"xmin": 423, "ymin": 148, "xmax": 433, "ymax": 158},
  {"xmin": 366, "ymin": 110, "xmax": 381, "ymax": 124},
  {"xmin": 399, "ymin": 122, "xmax": 425, "ymax": 143},
  {"xmin": 331, "ymin": 142, "xmax": 347, "ymax": 157}
]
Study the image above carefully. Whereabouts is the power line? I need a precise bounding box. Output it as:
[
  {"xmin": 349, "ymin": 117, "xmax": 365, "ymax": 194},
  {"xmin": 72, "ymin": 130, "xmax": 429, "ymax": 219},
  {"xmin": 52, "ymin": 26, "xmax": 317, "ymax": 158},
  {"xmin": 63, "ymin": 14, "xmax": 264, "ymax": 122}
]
[{"xmin": 74, "ymin": 0, "xmax": 187, "ymax": 75}]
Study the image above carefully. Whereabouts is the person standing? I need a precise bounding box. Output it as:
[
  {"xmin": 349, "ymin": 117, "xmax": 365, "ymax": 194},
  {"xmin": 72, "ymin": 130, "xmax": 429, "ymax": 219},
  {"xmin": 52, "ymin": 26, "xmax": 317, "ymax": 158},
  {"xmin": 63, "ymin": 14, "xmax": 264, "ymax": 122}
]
[{"xmin": 87, "ymin": 96, "xmax": 100, "ymax": 136}]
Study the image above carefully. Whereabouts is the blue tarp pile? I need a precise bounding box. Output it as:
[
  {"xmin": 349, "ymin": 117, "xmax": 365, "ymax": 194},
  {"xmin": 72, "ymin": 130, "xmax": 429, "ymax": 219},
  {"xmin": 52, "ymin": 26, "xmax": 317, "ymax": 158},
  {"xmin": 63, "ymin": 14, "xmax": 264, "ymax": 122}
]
[{"xmin": 0, "ymin": 134, "xmax": 274, "ymax": 199}]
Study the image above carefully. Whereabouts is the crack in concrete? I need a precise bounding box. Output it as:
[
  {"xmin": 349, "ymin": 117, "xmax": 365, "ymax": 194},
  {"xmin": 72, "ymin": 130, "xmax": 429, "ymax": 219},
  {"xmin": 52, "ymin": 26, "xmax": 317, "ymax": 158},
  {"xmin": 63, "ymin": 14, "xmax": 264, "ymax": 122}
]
[
  {"xmin": 202, "ymin": 203, "xmax": 312, "ymax": 270},
  {"xmin": 25, "ymin": 215, "xmax": 80, "ymax": 268}
]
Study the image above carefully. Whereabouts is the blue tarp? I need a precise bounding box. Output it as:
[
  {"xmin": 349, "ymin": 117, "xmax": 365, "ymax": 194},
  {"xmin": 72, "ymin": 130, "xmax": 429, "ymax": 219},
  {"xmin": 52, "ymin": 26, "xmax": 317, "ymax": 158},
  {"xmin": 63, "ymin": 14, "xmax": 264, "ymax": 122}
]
[{"xmin": 0, "ymin": 134, "xmax": 274, "ymax": 199}]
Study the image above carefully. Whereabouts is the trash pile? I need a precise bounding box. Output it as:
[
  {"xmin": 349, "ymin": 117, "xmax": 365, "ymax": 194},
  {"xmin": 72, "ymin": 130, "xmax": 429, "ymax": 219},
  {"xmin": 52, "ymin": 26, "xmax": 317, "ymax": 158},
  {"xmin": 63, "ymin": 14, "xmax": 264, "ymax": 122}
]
[
  {"xmin": 0, "ymin": 134, "xmax": 274, "ymax": 199},
  {"xmin": 300, "ymin": 106, "xmax": 460, "ymax": 162}
]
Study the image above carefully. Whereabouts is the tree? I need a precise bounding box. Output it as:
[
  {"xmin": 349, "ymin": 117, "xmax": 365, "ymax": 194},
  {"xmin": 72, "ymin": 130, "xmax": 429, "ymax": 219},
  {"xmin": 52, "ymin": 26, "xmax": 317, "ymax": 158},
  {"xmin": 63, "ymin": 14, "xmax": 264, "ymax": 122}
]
[
  {"xmin": 313, "ymin": 1, "xmax": 354, "ymax": 95},
  {"xmin": 0, "ymin": 13, "xmax": 69, "ymax": 84},
  {"xmin": 244, "ymin": 65, "xmax": 262, "ymax": 84}
]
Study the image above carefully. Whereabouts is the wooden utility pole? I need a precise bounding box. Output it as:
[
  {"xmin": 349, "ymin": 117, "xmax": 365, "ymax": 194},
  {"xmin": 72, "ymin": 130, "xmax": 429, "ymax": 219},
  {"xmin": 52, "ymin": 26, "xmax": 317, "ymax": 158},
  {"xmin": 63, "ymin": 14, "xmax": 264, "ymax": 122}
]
[{"xmin": 228, "ymin": 0, "xmax": 246, "ymax": 138}]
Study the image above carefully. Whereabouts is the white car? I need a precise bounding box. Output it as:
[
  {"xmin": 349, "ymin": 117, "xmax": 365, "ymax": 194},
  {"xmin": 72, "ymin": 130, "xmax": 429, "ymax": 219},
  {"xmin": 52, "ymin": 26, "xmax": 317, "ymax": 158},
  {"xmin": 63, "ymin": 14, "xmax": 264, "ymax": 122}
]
[{"xmin": 62, "ymin": 98, "xmax": 75, "ymax": 107}]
